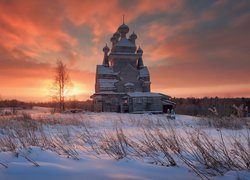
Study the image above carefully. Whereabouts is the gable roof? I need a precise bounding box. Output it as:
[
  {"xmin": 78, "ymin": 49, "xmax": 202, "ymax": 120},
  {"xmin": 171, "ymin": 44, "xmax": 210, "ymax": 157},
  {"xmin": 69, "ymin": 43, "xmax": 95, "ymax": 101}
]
[{"xmin": 96, "ymin": 65, "xmax": 117, "ymax": 75}]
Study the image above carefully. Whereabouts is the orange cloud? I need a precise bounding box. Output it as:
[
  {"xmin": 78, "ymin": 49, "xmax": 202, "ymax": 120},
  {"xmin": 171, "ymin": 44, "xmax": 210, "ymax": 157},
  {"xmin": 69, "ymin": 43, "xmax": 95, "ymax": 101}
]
[{"xmin": 0, "ymin": 0, "xmax": 249, "ymax": 100}]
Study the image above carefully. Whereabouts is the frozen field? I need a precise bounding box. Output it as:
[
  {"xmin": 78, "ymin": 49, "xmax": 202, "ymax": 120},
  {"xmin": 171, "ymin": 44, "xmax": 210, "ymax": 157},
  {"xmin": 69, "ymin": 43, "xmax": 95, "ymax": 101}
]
[{"xmin": 0, "ymin": 108, "xmax": 249, "ymax": 180}]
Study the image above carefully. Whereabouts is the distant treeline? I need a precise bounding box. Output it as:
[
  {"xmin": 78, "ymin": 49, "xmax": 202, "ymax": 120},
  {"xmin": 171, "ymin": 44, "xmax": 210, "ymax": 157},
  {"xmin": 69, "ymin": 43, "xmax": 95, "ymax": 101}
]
[
  {"xmin": 35, "ymin": 100, "xmax": 93, "ymax": 111},
  {"xmin": 1, "ymin": 98, "xmax": 249, "ymax": 116},
  {"xmin": 0, "ymin": 100, "xmax": 30, "ymax": 109},
  {"xmin": 172, "ymin": 97, "xmax": 250, "ymax": 117},
  {"xmin": 0, "ymin": 99, "xmax": 93, "ymax": 111}
]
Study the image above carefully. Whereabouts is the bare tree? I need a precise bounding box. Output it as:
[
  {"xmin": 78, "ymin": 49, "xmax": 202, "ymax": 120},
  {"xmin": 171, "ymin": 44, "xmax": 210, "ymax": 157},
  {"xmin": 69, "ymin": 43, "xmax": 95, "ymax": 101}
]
[
  {"xmin": 0, "ymin": 95, "xmax": 2, "ymax": 115},
  {"xmin": 9, "ymin": 99, "xmax": 18, "ymax": 115},
  {"xmin": 52, "ymin": 60, "xmax": 72, "ymax": 112}
]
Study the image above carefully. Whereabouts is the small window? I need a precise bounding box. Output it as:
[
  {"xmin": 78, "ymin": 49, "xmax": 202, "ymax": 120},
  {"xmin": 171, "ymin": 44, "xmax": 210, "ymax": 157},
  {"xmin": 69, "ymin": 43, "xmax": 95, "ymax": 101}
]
[
  {"xmin": 111, "ymin": 98, "xmax": 117, "ymax": 104},
  {"xmin": 136, "ymin": 98, "xmax": 142, "ymax": 103},
  {"xmin": 126, "ymin": 87, "xmax": 134, "ymax": 92},
  {"xmin": 147, "ymin": 98, "xmax": 153, "ymax": 103}
]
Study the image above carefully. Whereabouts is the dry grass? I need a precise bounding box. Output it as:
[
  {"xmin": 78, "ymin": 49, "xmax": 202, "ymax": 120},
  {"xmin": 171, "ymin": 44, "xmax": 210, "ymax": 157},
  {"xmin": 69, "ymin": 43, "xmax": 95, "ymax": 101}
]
[
  {"xmin": 0, "ymin": 113, "xmax": 249, "ymax": 179},
  {"xmin": 200, "ymin": 116, "xmax": 249, "ymax": 129}
]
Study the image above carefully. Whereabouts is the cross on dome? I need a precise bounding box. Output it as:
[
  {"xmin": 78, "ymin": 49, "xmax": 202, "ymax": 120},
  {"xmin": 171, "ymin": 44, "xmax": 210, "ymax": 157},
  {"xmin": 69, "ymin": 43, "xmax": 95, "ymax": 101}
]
[{"xmin": 118, "ymin": 15, "xmax": 129, "ymax": 38}]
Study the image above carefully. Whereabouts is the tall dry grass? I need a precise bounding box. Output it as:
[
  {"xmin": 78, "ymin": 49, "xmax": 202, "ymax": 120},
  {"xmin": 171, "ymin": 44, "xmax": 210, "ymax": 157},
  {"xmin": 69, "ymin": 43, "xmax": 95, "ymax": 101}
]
[{"xmin": 0, "ymin": 113, "xmax": 249, "ymax": 179}]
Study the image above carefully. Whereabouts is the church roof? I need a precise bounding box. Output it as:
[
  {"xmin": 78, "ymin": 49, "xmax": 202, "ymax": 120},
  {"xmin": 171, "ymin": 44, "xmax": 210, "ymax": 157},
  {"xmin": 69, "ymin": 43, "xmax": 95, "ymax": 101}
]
[
  {"xmin": 162, "ymin": 99, "xmax": 176, "ymax": 105},
  {"xmin": 98, "ymin": 79, "xmax": 118, "ymax": 88},
  {"xmin": 116, "ymin": 38, "xmax": 135, "ymax": 47},
  {"xmin": 96, "ymin": 65, "xmax": 117, "ymax": 75},
  {"xmin": 139, "ymin": 67, "xmax": 149, "ymax": 77},
  {"xmin": 124, "ymin": 82, "xmax": 135, "ymax": 86},
  {"xmin": 127, "ymin": 92, "xmax": 162, "ymax": 97},
  {"xmin": 143, "ymin": 81, "xmax": 151, "ymax": 84},
  {"xmin": 94, "ymin": 91, "xmax": 125, "ymax": 95}
]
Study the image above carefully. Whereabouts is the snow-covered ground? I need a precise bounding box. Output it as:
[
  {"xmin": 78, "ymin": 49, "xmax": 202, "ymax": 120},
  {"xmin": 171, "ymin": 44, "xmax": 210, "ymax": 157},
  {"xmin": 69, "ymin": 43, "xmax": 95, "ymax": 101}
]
[
  {"xmin": 0, "ymin": 109, "xmax": 249, "ymax": 180},
  {"xmin": 0, "ymin": 147, "xmax": 195, "ymax": 180}
]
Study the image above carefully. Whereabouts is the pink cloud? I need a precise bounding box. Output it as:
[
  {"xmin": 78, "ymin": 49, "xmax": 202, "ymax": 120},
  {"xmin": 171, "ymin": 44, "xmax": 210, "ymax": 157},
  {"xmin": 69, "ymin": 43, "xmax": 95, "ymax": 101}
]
[{"xmin": 0, "ymin": 0, "xmax": 249, "ymax": 100}]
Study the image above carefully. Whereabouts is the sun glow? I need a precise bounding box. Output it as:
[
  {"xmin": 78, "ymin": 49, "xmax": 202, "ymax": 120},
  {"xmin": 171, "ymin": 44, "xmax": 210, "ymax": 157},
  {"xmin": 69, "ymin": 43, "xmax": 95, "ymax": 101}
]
[
  {"xmin": 39, "ymin": 80, "xmax": 91, "ymax": 101},
  {"xmin": 66, "ymin": 82, "xmax": 89, "ymax": 97}
]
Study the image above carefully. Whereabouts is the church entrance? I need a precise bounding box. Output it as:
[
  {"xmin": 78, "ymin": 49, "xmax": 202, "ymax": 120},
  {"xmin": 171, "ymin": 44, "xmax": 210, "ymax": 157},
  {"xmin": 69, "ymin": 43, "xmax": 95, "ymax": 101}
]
[
  {"xmin": 123, "ymin": 103, "xmax": 129, "ymax": 113},
  {"xmin": 104, "ymin": 103, "xmax": 111, "ymax": 112},
  {"xmin": 163, "ymin": 105, "xmax": 173, "ymax": 113}
]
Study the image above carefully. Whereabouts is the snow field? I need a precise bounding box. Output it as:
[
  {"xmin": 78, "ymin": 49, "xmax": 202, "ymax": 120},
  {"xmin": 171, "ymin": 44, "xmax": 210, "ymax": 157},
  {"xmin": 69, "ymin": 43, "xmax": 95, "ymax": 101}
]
[{"xmin": 0, "ymin": 110, "xmax": 249, "ymax": 179}]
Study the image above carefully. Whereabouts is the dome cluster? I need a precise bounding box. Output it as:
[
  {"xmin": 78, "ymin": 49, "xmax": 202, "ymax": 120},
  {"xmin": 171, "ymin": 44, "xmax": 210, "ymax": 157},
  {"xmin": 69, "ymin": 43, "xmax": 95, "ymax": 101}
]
[{"xmin": 103, "ymin": 23, "xmax": 143, "ymax": 54}]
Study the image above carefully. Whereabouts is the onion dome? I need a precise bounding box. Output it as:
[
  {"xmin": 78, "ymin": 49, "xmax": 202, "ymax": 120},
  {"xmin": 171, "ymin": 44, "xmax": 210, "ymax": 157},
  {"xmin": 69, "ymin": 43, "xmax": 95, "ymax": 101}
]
[
  {"xmin": 113, "ymin": 31, "xmax": 120, "ymax": 39},
  {"xmin": 103, "ymin": 44, "xmax": 110, "ymax": 53},
  {"xmin": 110, "ymin": 36, "xmax": 116, "ymax": 43},
  {"xmin": 118, "ymin": 23, "xmax": 129, "ymax": 38},
  {"xmin": 137, "ymin": 57, "xmax": 144, "ymax": 69},
  {"xmin": 130, "ymin": 31, "xmax": 137, "ymax": 40},
  {"xmin": 129, "ymin": 31, "xmax": 137, "ymax": 44},
  {"xmin": 137, "ymin": 46, "xmax": 143, "ymax": 54}
]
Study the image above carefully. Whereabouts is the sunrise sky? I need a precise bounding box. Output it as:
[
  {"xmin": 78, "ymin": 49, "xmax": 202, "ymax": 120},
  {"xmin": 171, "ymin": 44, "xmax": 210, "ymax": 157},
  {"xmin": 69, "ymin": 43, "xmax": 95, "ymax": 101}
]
[{"xmin": 0, "ymin": 0, "xmax": 249, "ymax": 101}]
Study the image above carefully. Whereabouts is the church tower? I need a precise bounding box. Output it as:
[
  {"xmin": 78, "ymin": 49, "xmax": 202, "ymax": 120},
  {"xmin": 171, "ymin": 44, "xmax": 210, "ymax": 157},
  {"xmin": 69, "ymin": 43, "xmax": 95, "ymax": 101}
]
[{"xmin": 91, "ymin": 21, "xmax": 174, "ymax": 113}]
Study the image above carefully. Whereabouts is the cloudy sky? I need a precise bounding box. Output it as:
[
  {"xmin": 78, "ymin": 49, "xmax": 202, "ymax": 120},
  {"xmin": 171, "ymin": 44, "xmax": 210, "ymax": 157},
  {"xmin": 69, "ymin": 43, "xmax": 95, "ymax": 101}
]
[{"xmin": 0, "ymin": 0, "xmax": 249, "ymax": 101}]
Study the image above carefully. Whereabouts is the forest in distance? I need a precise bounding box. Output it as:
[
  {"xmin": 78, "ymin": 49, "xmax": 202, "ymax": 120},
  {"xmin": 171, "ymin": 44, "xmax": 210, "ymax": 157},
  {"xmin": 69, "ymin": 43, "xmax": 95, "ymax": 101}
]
[{"xmin": 0, "ymin": 97, "xmax": 249, "ymax": 117}]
